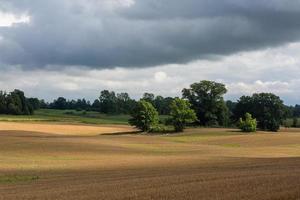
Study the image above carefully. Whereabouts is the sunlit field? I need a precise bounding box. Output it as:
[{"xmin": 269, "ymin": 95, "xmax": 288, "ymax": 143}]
[
  {"xmin": 0, "ymin": 120, "xmax": 299, "ymax": 200},
  {"xmin": 2, "ymin": 0, "xmax": 300, "ymax": 199}
]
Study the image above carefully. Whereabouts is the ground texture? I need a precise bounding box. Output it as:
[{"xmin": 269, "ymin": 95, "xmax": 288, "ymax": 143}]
[{"xmin": 0, "ymin": 123, "xmax": 300, "ymax": 200}]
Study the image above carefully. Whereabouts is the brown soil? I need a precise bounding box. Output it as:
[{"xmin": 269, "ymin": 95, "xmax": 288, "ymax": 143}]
[{"xmin": 0, "ymin": 124, "xmax": 299, "ymax": 200}]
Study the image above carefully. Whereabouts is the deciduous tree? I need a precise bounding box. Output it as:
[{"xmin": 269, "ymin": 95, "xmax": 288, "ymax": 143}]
[
  {"xmin": 169, "ymin": 98, "xmax": 197, "ymax": 132},
  {"xmin": 129, "ymin": 100, "xmax": 159, "ymax": 132},
  {"xmin": 234, "ymin": 93, "xmax": 285, "ymax": 132},
  {"xmin": 182, "ymin": 80, "xmax": 228, "ymax": 126}
]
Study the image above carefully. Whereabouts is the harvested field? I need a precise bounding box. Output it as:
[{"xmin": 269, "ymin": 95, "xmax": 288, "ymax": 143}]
[
  {"xmin": 0, "ymin": 123, "xmax": 300, "ymax": 200},
  {"xmin": 0, "ymin": 122, "xmax": 135, "ymax": 136}
]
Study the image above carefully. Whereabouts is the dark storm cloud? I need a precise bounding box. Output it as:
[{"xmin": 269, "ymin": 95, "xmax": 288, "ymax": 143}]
[{"xmin": 1, "ymin": 0, "xmax": 300, "ymax": 69}]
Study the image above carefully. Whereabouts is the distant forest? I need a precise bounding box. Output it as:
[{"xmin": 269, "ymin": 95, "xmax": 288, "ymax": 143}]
[{"xmin": 1, "ymin": 80, "xmax": 300, "ymax": 129}]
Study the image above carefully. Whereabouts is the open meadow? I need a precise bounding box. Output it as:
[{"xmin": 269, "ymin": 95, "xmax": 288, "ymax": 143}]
[{"xmin": 0, "ymin": 117, "xmax": 300, "ymax": 200}]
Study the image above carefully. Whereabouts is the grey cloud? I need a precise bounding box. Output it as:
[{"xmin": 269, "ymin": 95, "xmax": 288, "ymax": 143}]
[
  {"xmin": 1, "ymin": 0, "xmax": 300, "ymax": 69},
  {"xmin": 1, "ymin": 42, "xmax": 300, "ymax": 104}
]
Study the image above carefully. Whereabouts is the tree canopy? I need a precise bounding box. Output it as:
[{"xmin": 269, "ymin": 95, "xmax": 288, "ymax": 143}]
[
  {"xmin": 169, "ymin": 98, "xmax": 197, "ymax": 132},
  {"xmin": 129, "ymin": 100, "xmax": 159, "ymax": 132},
  {"xmin": 0, "ymin": 89, "xmax": 37, "ymax": 115},
  {"xmin": 182, "ymin": 80, "xmax": 228, "ymax": 126},
  {"xmin": 1, "ymin": 82, "xmax": 296, "ymax": 133},
  {"xmin": 234, "ymin": 93, "xmax": 285, "ymax": 131}
]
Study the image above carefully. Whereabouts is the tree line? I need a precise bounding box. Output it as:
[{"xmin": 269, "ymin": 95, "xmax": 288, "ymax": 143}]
[
  {"xmin": 1, "ymin": 80, "xmax": 300, "ymax": 132},
  {"xmin": 0, "ymin": 90, "xmax": 40, "ymax": 115},
  {"xmin": 40, "ymin": 90, "xmax": 174, "ymax": 115},
  {"xmin": 129, "ymin": 80, "xmax": 290, "ymax": 132}
]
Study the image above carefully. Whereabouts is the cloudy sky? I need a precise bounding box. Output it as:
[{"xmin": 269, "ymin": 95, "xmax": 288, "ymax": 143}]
[{"xmin": 1, "ymin": 0, "xmax": 300, "ymax": 104}]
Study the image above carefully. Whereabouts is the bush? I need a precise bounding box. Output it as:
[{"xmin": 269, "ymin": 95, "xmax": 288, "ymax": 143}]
[
  {"xmin": 129, "ymin": 100, "xmax": 159, "ymax": 132},
  {"xmin": 239, "ymin": 113, "xmax": 257, "ymax": 132},
  {"xmin": 149, "ymin": 125, "xmax": 174, "ymax": 134}
]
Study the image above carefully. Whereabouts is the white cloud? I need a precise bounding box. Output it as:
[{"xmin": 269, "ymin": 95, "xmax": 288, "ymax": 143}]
[
  {"xmin": 227, "ymin": 81, "xmax": 292, "ymax": 95},
  {"xmin": 154, "ymin": 71, "xmax": 168, "ymax": 82},
  {"xmin": 0, "ymin": 12, "xmax": 30, "ymax": 27}
]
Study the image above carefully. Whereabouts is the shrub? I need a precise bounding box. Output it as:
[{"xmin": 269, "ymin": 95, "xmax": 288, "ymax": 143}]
[
  {"xmin": 239, "ymin": 113, "xmax": 257, "ymax": 132},
  {"xmin": 149, "ymin": 125, "xmax": 174, "ymax": 134}
]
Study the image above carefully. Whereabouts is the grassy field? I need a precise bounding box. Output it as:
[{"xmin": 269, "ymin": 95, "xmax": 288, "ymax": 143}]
[
  {"xmin": 0, "ymin": 109, "xmax": 130, "ymax": 125},
  {"xmin": 0, "ymin": 120, "xmax": 300, "ymax": 199}
]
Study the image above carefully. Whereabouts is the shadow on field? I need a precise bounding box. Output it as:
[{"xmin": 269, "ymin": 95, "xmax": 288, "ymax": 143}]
[
  {"xmin": 0, "ymin": 130, "xmax": 61, "ymax": 138},
  {"xmin": 101, "ymin": 130, "xmax": 143, "ymax": 136},
  {"xmin": 0, "ymin": 157, "xmax": 299, "ymax": 200}
]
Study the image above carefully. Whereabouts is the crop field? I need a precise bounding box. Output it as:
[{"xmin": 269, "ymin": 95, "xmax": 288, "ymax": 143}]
[{"xmin": 0, "ymin": 122, "xmax": 300, "ymax": 200}]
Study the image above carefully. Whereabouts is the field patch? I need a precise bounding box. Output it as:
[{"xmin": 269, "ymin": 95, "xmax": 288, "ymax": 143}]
[
  {"xmin": 0, "ymin": 125, "xmax": 300, "ymax": 199},
  {"xmin": 0, "ymin": 122, "xmax": 135, "ymax": 136},
  {"xmin": 0, "ymin": 175, "xmax": 39, "ymax": 184},
  {"xmin": 220, "ymin": 143, "xmax": 241, "ymax": 148}
]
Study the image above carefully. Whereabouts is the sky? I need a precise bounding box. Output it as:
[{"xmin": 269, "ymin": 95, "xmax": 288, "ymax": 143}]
[{"xmin": 1, "ymin": 0, "xmax": 300, "ymax": 104}]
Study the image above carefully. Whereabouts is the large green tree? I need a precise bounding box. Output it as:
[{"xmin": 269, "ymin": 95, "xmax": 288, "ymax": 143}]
[
  {"xmin": 97, "ymin": 90, "xmax": 137, "ymax": 114},
  {"xmin": 169, "ymin": 98, "xmax": 197, "ymax": 132},
  {"xmin": 141, "ymin": 93, "xmax": 155, "ymax": 105},
  {"xmin": 116, "ymin": 93, "xmax": 137, "ymax": 114},
  {"xmin": 0, "ymin": 91, "xmax": 7, "ymax": 114},
  {"xmin": 5, "ymin": 90, "xmax": 33, "ymax": 115},
  {"xmin": 293, "ymin": 105, "xmax": 300, "ymax": 117},
  {"xmin": 129, "ymin": 100, "xmax": 159, "ymax": 132},
  {"xmin": 141, "ymin": 93, "xmax": 174, "ymax": 115},
  {"xmin": 99, "ymin": 90, "xmax": 117, "ymax": 114},
  {"xmin": 52, "ymin": 97, "xmax": 67, "ymax": 110},
  {"xmin": 28, "ymin": 98, "xmax": 41, "ymax": 110},
  {"xmin": 234, "ymin": 93, "xmax": 285, "ymax": 132},
  {"xmin": 154, "ymin": 96, "xmax": 174, "ymax": 115},
  {"xmin": 182, "ymin": 80, "xmax": 229, "ymax": 126}
]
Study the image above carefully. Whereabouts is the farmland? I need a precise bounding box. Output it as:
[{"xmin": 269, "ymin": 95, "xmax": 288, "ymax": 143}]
[
  {"xmin": 0, "ymin": 119, "xmax": 300, "ymax": 200},
  {"xmin": 0, "ymin": 109, "xmax": 130, "ymax": 125},
  {"xmin": 2, "ymin": 0, "xmax": 300, "ymax": 199}
]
